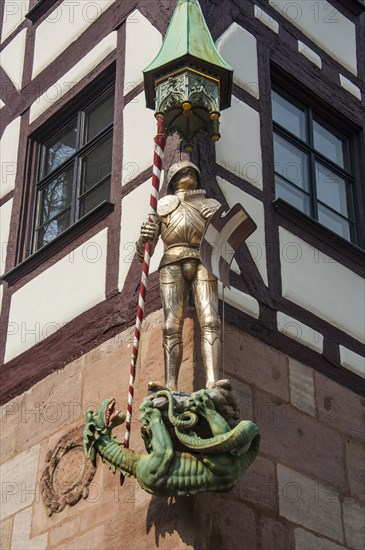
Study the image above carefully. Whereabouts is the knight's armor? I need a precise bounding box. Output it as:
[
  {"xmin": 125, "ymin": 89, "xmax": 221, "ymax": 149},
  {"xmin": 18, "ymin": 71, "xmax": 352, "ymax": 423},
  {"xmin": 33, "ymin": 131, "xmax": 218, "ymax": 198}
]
[
  {"xmin": 137, "ymin": 189, "xmax": 219, "ymax": 266},
  {"xmin": 136, "ymin": 164, "xmax": 222, "ymax": 390}
]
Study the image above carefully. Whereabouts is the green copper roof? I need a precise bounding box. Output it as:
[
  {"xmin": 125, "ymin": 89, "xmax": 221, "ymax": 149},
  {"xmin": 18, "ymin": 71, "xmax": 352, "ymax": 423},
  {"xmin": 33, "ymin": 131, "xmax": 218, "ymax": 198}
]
[{"xmin": 144, "ymin": 0, "xmax": 233, "ymax": 74}]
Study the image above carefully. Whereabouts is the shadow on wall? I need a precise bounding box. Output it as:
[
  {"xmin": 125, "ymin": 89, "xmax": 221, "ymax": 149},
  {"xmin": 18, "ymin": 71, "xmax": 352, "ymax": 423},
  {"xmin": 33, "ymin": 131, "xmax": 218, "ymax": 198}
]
[
  {"xmin": 146, "ymin": 496, "xmax": 195, "ymax": 547},
  {"xmin": 146, "ymin": 492, "xmax": 254, "ymax": 550}
]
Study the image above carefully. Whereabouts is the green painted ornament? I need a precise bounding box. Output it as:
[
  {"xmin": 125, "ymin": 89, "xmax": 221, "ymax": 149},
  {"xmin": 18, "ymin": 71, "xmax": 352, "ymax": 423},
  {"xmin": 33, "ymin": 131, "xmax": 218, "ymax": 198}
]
[{"xmin": 83, "ymin": 390, "xmax": 260, "ymax": 496}]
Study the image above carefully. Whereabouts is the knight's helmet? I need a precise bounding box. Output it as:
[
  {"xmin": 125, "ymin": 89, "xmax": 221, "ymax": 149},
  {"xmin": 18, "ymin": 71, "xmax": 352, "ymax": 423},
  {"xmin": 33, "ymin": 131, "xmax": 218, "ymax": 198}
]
[{"xmin": 167, "ymin": 160, "xmax": 202, "ymax": 194}]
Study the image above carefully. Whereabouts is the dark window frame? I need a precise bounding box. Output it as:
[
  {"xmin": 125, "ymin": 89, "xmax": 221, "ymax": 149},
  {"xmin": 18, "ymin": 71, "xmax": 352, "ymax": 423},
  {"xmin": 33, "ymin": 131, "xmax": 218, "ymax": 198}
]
[
  {"xmin": 32, "ymin": 87, "xmax": 114, "ymax": 252},
  {"xmin": 13, "ymin": 65, "xmax": 116, "ymax": 269},
  {"xmin": 272, "ymin": 83, "xmax": 363, "ymax": 249}
]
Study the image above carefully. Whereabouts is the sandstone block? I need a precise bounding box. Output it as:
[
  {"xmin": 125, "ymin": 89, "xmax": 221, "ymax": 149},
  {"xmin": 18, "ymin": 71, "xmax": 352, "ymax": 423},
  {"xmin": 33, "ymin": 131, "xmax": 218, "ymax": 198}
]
[
  {"xmin": 193, "ymin": 494, "xmax": 257, "ymax": 550},
  {"xmin": 254, "ymin": 390, "xmax": 346, "ymax": 490},
  {"xmin": 346, "ymin": 438, "xmax": 365, "ymax": 502},
  {"xmin": 17, "ymin": 372, "xmax": 82, "ymax": 452},
  {"xmin": 0, "ymin": 445, "xmax": 40, "ymax": 521},
  {"xmin": 105, "ymin": 493, "xmax": 194, "ymax": 550},
  {"xmin": 0, "ymin": 516, "xmax": 13, "ymax": 550},
  {"xmin": 315, "ymin": 372, "xmax": 365, "ymax": 443},
  {"xmin": 11, "ymin": 506, "xmax": 47, "ymax": 550},
  {"xmin": 260, "ymin": 517, "xmax": 292, "ymax": 550},
  {"xmin": 278, "ymin": 464, "xmax": 343, "ymax": 542},
  {"xmin": 235, "ymin": 455, "xmax": 276, "ymax": 511},
  {"xmin": 230, "ymin": 376, "xmax": 253, "ymax": 419},
  {"xmin": 224, "ymin": 324, "xmax": 290, "ymax": 400},
  {"xmin": 294, "ymin": 527, "xmax": 347, "ymax": 550},
  {"xmin": 82, "ymin": 342, "xmax": 132, "ymax": 411},
  {"xmin": 58, "ymin": 525, "xmax": 105, "ymax": 550},
  {"xmin": 0, "ymin": 398, "xmax": 20, "ymax": 465},
  {"xmin": 137, "ymin": 322, "xmax": 164, "ymax": 386},
  {"xmin": 49, "ymin": 516, "xmax": 81, "ymax": 547},
  {"xmin": 342, "ymin": 497, "xmax": 365, "ymax": 550},
  {"xmin": 289, "ymin": 358, "xmax": 316, "ymax": 416},
  {"xmin": 79, "ymin": 474, "xmax": 121, "ymax": 533}
]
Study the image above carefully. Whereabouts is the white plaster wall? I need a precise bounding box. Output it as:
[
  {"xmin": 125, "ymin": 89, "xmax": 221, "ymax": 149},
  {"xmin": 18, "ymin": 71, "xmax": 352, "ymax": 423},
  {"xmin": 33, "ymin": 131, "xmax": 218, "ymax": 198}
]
[
  {"xmin": 277, "ymin": 311, "xmax": 323, "ymax": 353},
  {"xmin": 339, "ymin": 75, "xmax": 361, "ymax": 101},
  {"xmin": 30, "ymin": 32, "xmax": 117, "ymax": 123},
  {"xmin": 254, "ymin": 6, "xmax": 279, "ymax": 34},
  {"xmin": 0, "ymin": 198, "xmax": 13, "ymax": 276},
  {"xmin": 339, "ymin": 347, "xmax": 365, "ymax": 379},
  {"xmin": 5, "ymin": 229, "xmax": 108, "ymax": 362},
  {"xmin": 270, "ymin": 1, "xmax": 357, "ymax": 75},
  {"xmin": 32, "ymin": 0, "xmax": 116, "ymax": 78},
  {"xmin": 216, "ymin": 97, "xmax": 262, "ymax": 189},
  {"xmin": 1, "ymin": 0, "xmax": 29, "ymax": 43},
  {"xmin": 216, "ymin": 22, "xmax": 259, "ymax": 98},
  {"xmin": 0, "ymin": 100, "xmax": 5, "ymax": 109},
  {"xmin": 124, "ymin": 9, "xmax": 162, "ymax": 94},
  {"xmin": 119, "ymin": 179, "xmax": 163, "ymax": 292},
  {"xmin": 0, "ymin": 28, "xmax": 27, "ymax": 89},
  {"xmin": 0, "ymin": 117, "xmax": 21, "ymax": 198},
  {"xmin": 298, "ymin": 41, "xmax": 322, "ymax": 69},
  {"xmin": 231, "ymin": 258, "xmax": 240, "ymax": 275},
  {"xmin": 218, "ymin": 285, "xmax": 259, "ymax": 319},
  {"xmin": 217, "ymin": 177, "xmax": 268, "ymax": 286},
  {"xmin": 279, "ymin": 227, "xmax": 365, "ymax": 344},
  {"xmin": 122, "ymin": 92, "xmax": 157, "ymax": 185}
]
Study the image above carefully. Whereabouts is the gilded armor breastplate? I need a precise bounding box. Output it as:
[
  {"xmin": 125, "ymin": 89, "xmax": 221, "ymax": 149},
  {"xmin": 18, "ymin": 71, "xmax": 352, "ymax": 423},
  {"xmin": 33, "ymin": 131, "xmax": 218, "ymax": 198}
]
[{"xmin": 157, "ymin": 190, "xmax": 220, "ymax": 269}]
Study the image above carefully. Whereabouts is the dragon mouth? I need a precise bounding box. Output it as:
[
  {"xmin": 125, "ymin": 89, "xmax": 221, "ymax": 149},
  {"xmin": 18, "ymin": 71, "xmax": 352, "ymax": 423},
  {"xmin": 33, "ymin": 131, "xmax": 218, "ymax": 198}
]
[{"xmin": 104, "ymin": 398, "xmax": 120, "ymax": 427}]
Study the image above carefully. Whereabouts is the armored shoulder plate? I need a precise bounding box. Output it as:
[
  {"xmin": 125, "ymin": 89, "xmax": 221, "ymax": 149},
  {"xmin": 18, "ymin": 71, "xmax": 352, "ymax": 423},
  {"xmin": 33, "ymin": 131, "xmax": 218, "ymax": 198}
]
[
  {"xmin": 185, "ymin": 193, "xmax": 221, "ymax": 213},
  {"xmin": 157, "ymin": 195, "xmax": 180, "ymax": 217}
]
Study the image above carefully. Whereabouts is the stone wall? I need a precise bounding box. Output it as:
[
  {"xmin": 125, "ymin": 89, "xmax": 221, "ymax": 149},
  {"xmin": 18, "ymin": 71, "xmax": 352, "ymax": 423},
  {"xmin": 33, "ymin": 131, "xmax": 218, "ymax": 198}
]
[{"xmin": 1, "ymin": 310, "xmax": 364, "ymax": 550}]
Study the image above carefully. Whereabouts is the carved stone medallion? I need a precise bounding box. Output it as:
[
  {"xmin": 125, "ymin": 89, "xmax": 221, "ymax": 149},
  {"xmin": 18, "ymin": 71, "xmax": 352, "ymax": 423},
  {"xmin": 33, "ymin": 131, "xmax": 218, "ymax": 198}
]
[{"xmin": 41, "ymin": 425, "xmax": 96, "ymax": 516}]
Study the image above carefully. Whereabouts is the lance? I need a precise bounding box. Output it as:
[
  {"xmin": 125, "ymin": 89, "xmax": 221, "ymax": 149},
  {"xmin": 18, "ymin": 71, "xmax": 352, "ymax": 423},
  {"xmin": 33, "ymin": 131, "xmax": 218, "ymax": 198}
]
[{"xmin": 123, "ymin": 114, "xmax": 166, "ymax": 448}]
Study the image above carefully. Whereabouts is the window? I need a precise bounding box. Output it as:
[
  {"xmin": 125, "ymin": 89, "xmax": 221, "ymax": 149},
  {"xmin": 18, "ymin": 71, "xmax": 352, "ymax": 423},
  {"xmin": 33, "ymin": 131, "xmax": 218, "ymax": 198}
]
[
  {"xmin": 32, "ymin": 86, "xmax": 114, "ymax": 252},
  {"xmin": 272, "ymin": 89, "xmax": 359, "ymax": 244}
]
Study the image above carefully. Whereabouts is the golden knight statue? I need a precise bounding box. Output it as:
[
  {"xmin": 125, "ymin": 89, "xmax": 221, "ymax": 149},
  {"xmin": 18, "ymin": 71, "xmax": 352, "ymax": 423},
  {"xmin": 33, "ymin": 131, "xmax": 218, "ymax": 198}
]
[{"xmin": 136, "ymin": 161, "xmax": 223, "ymax": 390}]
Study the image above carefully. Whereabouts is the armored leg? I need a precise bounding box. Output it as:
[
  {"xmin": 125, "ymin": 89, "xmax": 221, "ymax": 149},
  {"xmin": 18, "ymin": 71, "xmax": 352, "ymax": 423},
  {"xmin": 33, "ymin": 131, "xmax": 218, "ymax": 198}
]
[
  {"xmin": 160, "ymin": 264, "xmax": 188, "ymax": 390},
  {"xmin": 192, "ymin": 264, "xmax": 221, "ymax": 387}
]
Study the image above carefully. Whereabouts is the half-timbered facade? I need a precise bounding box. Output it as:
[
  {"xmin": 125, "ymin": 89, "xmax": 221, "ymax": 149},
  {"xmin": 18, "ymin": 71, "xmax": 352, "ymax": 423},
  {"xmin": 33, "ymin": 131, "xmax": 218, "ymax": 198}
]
[{"xmin": 1, "ymin": 1, "xmax": 364, "ymax": 548}]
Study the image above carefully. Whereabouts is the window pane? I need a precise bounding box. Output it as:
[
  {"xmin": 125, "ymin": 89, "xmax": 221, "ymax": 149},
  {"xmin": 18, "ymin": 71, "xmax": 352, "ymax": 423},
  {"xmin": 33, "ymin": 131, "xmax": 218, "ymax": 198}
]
[
  {"xmin": 80, "ymin": 178, "xmax": 110, "ymax": 217},
  {"xmin": 316, "ymin": 162, "xmax": 348, "ymax": 216},
  {"xmin": 318, "ymin": 204, "xmax": 350, "ymax": 241},
  {"xmin": 85, "ymin": 91, "xmax": 115, "ymax": 142},
  {"xmin": 42, "ymin": 119, "xmax": 78, "ymax": 177},
  {"xmin": 81, "ymin": 137, "xmax": 113, "ymax": 193},
  {"xmin": 38, "ymin": 166, "xmax": 74, "ymax": 225},
  {"xmin": 276, "ymin": 175, "xmax": 311, "ymax": 215},
  {"xmin": 313, "ymin": 121, "xmax": 344, "ymax": 168},
  {"xmin": 272, "ymin": 91, "xmax": 306, "ymax": 141},
  {"xmin": 36, "ymin": 209, "xmax": 71, "ymax": 249},
  {"xmin": 274, "ymin": 134, "xmax": 309, "ymax": 190}
]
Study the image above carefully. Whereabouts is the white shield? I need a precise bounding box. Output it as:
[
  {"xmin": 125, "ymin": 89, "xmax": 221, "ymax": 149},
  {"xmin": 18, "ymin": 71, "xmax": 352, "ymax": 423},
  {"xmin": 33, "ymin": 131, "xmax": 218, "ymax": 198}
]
[{"xmin": 200, "ymin": 204, "xmax": 256, "ymax": 288}]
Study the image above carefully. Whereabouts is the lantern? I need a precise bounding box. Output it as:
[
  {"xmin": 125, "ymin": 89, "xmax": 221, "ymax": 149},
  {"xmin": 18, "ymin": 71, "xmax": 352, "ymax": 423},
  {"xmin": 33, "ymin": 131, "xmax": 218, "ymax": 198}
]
[{"xmin": 143, "ymin": 0, "xmax": 233, "ymax": 152}]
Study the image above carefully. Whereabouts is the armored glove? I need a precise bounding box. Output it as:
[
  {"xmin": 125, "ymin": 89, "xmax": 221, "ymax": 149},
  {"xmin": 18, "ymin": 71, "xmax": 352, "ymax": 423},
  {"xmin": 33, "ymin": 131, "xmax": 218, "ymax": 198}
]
[{"xmin": 136, "ymin": 221, "xmax": 160, "ymax": 261}]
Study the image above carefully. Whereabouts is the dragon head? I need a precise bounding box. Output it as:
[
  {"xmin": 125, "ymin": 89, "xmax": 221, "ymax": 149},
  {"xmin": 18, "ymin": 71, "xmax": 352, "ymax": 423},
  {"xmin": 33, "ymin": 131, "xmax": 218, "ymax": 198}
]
[{"xmin": 83, "ymin": 398, "xmax": 125, "ymax": 464}]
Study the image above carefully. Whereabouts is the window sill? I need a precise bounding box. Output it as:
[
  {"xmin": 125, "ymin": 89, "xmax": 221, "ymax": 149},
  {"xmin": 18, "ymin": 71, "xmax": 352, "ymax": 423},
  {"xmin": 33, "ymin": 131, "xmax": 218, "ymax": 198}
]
[
  {"xmin": 273, "ymin": 198, "xmax": 365, "ymax": 276},
  {"xmin": 2, "ymin": 201, "xmax": 114, "ymax": 286},
  {"xmin": 25, "ymin": 0, "xmax": 59, "ymax": 23}
]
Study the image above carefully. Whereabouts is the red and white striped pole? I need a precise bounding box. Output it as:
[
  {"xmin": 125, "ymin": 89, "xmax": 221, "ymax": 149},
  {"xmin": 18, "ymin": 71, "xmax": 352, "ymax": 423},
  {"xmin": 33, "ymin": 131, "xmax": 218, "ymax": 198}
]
[{"xmin": 123, "ymin": 114, "xmax": 166, "ymax": 447}]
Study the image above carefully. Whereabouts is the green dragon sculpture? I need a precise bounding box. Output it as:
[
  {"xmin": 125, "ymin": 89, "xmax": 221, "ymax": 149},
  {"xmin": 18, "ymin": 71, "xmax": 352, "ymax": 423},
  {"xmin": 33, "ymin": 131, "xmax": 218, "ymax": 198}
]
[{"xmin": 83, "ymin": 390, "xmax": 260, "ymax": 496}]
